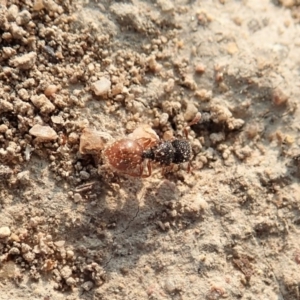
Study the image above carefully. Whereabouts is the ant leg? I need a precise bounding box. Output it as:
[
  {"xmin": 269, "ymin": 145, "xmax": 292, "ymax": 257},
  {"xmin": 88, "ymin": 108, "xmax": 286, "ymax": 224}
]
[
  {"xmin": 121, "ymin": 164, "xmax": 144, "ymax": 178},
  {"xmin": 147, "ymin": 161, "xmax": 152, "ymax": 176},
  {"xmin": 139, "ymin": 163, "xmax": 144, "ymax": 176},
  {"xmin": 123, "ymin": 171, "xmax": 141, "ymax": 178},
  {"xmin": 141, "ymin": 161, "xmax": 152, "ymax": 178},
  {"xmin": 121, "ymin": 162, "xmax": 152, "ymax": 178},
  {"xmin": 114, "ymin": 174, "xmax": 121, "ymax": 183},
  {"xmin": 162, "ymin": 165, "xmax": 173, "ymax": 176},
  {"xmin": 187, "ymin": 161, "xmax": 192, "ymax": 173},
  {"xmin": 189, "ymin": 112, "xmax": 201, "ymax": 126},
  {"xmin": 184, "ymin": 127, "xmax": 189, "ymax": 139}
]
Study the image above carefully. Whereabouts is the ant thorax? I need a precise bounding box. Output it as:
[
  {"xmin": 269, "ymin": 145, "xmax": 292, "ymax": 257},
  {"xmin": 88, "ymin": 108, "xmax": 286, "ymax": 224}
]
[{"xmin": 171, "ymin": 140, "xmax": 191, "ymax": 164}]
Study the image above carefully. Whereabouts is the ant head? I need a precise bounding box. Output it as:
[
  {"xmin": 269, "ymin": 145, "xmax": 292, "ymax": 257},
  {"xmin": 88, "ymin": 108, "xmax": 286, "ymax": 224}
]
[{"xmin": 172, "ymin": 140, "xmax": 191, "ymax": 163}]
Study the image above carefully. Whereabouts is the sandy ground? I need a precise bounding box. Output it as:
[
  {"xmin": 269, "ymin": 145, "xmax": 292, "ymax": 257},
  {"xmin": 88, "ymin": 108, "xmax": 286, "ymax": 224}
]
[{"xmin": 1, "ymin": 0, "xmax": 300, "ymax": 299}]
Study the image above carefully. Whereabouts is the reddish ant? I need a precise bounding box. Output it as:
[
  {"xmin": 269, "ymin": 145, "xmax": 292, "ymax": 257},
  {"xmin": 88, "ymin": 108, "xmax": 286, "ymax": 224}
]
[{"xmin": 103, "ymin": 114, "xmax": 201, "ymax": 178}]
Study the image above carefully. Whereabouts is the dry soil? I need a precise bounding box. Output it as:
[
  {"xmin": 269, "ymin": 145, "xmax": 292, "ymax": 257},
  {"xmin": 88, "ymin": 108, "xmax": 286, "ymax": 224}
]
[{"xmin": 1, "ymin": 0, "xmax": 300, "ymax": 300}]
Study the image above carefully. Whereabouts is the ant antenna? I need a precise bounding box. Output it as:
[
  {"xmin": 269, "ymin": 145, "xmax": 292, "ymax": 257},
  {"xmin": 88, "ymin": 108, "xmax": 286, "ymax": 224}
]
[{"xmin": 184, "ymin": 112, "xmax": 201, "ymax": 139}]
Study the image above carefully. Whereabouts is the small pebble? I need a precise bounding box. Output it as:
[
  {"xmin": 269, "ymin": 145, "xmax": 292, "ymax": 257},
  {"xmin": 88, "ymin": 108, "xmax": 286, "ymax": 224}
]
[
  {"xmin": 190, "ymin": 193, "xmax": 209, "ymax": 212},
  {"xmin": 9, "ymin": 247, "xmax": 20, "ymax": 255},
  {"xmin": 0, "ymin": 100, "xmax": 13, "ymax": 112},
  {"xmin": 73, "ymin": 193, "xmax": 82, "ymax": 203},
  {"xmin": 210, "ymin": 132, "xmax": 225, "ymax": 144},
  {"xmin": 164, "ymin": 278, "xmax": 176, "ymax": 293},
  {"xmin": 68, "ymin": 132, "xmax": 79, "ymax": 144},
  {"xmin": 157, "ymin": 221, "xmax": 165, "ymax": 231},
  {"xmin": 9, "ymin": 51, "xmax": 37, "ymax": 70},
  {"xmin": 17, "ymin": 170, "xmax": 30, "ymax": 184},
  {"xmin": 23, "ymin": 251, "xmax": 35, "ymax": 262},
  {"xmin": 81, "ymin": 281, "xmax": 94, "ymax": 291},
  {"xmin": 29, "ymin": 124, "xmax": 58, "ymax": 141},
  {"xmin": 66, "ymin": 250, "xmax": 75, "ymax": 260},
  {"xmin": 54, "ymin": 240, "xmax": 65, "ymax": 248},
  {"xmin": 7, "ymin": 5, "xmax": 19, "ymax": 21},
  {"xmin": 157, "ymin": 0, "xmax": 174, "ymax": 12},
  {"xmin": 10, "ymin": 233, "xmax": 20, "ymax": 242},
  {"xmin": 0, "ymin": 226, "xmax": 11, "ymax": 238},
  {"xmin": 31, "ymin": 94, "xmax": 55, "ymax": 114},
  {"xmin": 60, "ymin": 265, "xmax": 72, "ymax": 279},
  {"xmin": 91, "ymin": 78, "xmax": 111, "ymax": 96},
  {"xmin": 66, "ymin": 277, "xmax": 76, "ymax": 286},
  {"xmin": 33, "ymin": 0, "xmax": 44, "ymax": 11},
  {"xmin": 21, "ymin": 243, "xmax": 31, "ymax": 253},
  {"xmin": 184, "ymin": 102, "xmax": 198, "ymax": 122},
  {"xmin": 169, "ymin": 209, "xmax": 177, "ymax": 217},
  {"xmin": 195, "ymin": 63, "xmax": 206, "ymax": 74},
  {"xmin": 159, "ymin": 113, "xmax": 169, "ymax": 125},
  {"xmin": 79, "ymin": 128, "xmax": 105, "ymax": 155},
  {"xmin": 16, "ymin": 10, "xmax": 32, "ymax": 25},
  {"xmin": 0, "ymin": 124, "xmax": 8, "ymax": 133},
  {"xmin": 272, "ymin": 88, "xmax": 289, "ymax": 106},
  {"xmin": 18, "ymin": 88, "xmax": 30, "ymax": 100},
  {"xmin": 44, "ymin": 84, "xmax": 59, "ymax": 97},
  {"xmin": 79, "ymin": 170, "xmax": 90, "ymax": 180},
  {"xmin": 51, "ymin": 115, "xmax": 64, "ymax": 124},
  {"xmin": 164, "ymin": 78, "xmax": 175, "ymax": 93}
]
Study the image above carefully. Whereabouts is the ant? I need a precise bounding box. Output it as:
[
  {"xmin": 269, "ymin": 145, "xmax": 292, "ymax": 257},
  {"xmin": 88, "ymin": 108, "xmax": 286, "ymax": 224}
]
[{"xmin": 103, "ymin": 114, "xmax": 201, "ymax": 178}]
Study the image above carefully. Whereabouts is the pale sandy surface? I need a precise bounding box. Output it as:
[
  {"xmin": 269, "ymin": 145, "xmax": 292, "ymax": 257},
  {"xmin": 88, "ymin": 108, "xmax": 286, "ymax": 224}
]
[{"xmin": 1, "ymin": 0, "xmax": 300, "ymax": 299}]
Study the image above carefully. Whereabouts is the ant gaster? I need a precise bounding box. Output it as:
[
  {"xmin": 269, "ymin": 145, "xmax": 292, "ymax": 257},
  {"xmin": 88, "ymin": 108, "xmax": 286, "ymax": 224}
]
[
  {"xmin": 103, "ymin": 114, "xmax": 200, "ymax": 178},
  {"xmin": 103, "ymin": 138, "xmax": 147, "ymax": 177}
]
